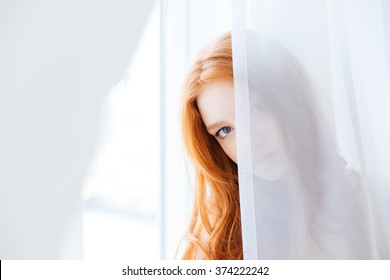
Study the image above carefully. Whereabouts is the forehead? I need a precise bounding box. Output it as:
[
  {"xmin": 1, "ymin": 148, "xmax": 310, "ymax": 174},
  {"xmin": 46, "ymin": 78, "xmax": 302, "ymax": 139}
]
[{"xmin": 197, "ymin": 80, "xmax": 235, "ymax": 127}]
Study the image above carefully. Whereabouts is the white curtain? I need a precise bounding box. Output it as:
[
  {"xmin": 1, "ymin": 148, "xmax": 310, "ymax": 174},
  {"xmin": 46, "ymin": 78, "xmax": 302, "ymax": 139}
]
[
  {"xmin": 0, "ymin": 0, "xmax": 155, "ymax": 259},
  {"xmin": 232, "ymin": 0, "xmax": 390, "ymax": 259}
]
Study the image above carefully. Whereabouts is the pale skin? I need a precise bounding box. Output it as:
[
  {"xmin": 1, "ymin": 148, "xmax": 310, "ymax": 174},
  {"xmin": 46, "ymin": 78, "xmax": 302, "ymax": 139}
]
[{"xmin": 197, "ymin": 80, "xmax": 289, "ymax": 181}]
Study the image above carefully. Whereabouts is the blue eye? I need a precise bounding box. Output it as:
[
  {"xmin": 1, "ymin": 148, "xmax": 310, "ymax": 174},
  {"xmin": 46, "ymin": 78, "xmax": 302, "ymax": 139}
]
[
  {"xmin": 216, "ymin": 126, "xmax": 232, "ymax": 139},
  {"xmin": 252, "ymin": 103, "xmax": 263, "ymax": 112}
]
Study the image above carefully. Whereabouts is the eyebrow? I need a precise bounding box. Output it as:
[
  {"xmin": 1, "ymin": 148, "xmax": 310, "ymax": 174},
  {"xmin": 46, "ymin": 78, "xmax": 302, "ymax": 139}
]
[{"xmin": 206, "ymin": 121, "xmax": 225, "ymax": 132}]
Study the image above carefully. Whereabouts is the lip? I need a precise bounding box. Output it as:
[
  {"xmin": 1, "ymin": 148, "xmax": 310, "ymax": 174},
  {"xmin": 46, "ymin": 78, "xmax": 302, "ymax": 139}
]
[{"xmin": 253, "ymin": 151, "xmax": 277, "ymax": 166}]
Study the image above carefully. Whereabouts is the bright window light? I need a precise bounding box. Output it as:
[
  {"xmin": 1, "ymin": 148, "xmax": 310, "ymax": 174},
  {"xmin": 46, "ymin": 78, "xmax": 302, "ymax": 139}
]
[{"xmin": 82, "ymin": 3, "xmax": 160, "ymax": 260}]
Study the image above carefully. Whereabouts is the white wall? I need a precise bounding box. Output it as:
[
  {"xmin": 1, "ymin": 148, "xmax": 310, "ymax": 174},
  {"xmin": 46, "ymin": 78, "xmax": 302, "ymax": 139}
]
[{"xmin": 0, "ymin": 0, "xmax": 155, "ymax": 259}]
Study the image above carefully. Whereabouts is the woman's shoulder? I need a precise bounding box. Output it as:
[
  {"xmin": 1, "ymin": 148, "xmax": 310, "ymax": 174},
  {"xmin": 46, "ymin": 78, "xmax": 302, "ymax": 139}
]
[
  {"xmin": 344, "ymin": 166, "xmax": 390, "ymax": 258},
  {"xmin": 344, "ymin": 166, "xmax": 390, "ymax": 201}
]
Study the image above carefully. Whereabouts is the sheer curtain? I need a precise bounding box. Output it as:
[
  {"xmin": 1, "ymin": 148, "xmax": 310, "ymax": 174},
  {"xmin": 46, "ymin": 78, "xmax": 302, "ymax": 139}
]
[
  {"xmin": 232, "ymin": 0, "xmax": 390, "ymax": 259},
  {"xmin": 0, "ymin": 0, "xmax": 156, "ymax": 259}
]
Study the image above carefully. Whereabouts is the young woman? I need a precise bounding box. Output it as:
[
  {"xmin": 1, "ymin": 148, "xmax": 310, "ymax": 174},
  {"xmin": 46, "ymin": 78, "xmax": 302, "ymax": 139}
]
[{"xmin": 178, "ymin": 32, "xmax": 390, "ymax": 259}]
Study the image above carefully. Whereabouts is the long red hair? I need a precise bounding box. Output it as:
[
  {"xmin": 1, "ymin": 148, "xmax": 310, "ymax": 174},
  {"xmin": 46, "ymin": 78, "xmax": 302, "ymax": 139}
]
[{"xmin": 179, "ymin": 32, "xmax": 242, "ymax": 260}]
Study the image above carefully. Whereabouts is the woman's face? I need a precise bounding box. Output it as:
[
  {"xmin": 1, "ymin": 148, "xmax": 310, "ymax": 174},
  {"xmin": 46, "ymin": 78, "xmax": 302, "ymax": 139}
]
[{"xmin": 197, "ymin": 80, "xmax": 289, "ymax": 181}]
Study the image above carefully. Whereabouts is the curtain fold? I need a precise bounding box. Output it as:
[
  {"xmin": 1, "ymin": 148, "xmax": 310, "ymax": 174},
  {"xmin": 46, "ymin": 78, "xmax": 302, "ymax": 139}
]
[{"xmin": 232, "ymin": 0, "xmax": 390, "ymax": 259}]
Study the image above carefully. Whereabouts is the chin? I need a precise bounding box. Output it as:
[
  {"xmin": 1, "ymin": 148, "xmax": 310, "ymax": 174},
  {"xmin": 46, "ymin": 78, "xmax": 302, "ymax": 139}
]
[{"xmin": 253, "ymin": 169, "xmax": 285, "ymax": 181}]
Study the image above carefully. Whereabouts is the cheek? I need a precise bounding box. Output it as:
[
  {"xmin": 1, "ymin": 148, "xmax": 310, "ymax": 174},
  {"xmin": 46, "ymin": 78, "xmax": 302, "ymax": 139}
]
[
  {"xmin": 252, "ymin": 113, "xmax": 285, "ymax": 149},
  {"xmin": 219, "ymin": 134, "xmax": 237, "ymax": 163}
]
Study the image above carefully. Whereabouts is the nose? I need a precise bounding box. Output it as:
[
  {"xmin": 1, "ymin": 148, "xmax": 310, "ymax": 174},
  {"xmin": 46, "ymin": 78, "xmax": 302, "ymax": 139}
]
[{"xmin": 250, "ymin": 122, "xmax": 264, "ymax": 151}]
